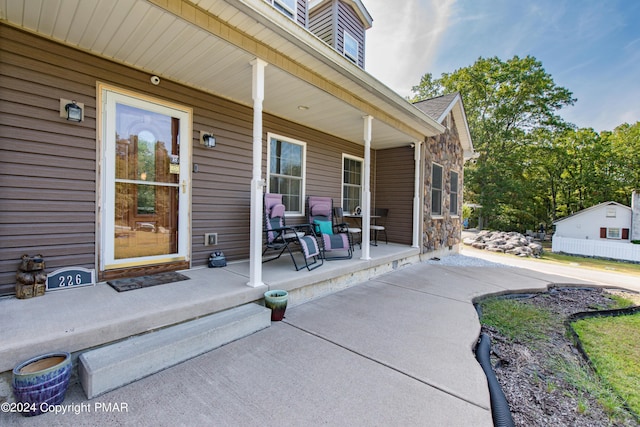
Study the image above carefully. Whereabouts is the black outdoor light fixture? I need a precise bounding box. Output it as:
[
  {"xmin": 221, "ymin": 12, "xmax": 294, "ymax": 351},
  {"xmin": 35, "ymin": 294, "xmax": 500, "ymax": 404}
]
[
  {"xmin": 201, "ymin": 131, "xmax": 216, "ymax": 148},
  {"xmin": 65, "ymin": 101, "xmax": 83, "ymax": 122}
]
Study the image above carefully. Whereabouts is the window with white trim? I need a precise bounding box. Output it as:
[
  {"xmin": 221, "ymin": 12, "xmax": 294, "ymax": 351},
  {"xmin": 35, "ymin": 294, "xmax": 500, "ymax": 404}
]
[
  {"xmin": 267, "ymin": 134, "xmax": 306, "ymax": 215},
  {"xmin": 431, "ymin": 163, "xmax": 443, "ymax": 216},
  {"xmin": 450, "ymin": 171, "xmax": 459, "ymax": 215},
  {"xmin": 342, "ymin": 155, "xmax": 363, "ymax": 213},
  {"xmin": 265, "ymin": 0, "xmax": 296, "ymax": 19},
  {"xmin": 607, "ymin": 228, "xmax": 621, "ymax": 239},
  {"xmin": 344, "ymin": 31, "xmax": 359, "ymax": 63}
]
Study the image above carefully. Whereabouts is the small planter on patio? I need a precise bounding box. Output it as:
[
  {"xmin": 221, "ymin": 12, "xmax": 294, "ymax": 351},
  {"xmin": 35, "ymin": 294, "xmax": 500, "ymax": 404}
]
[
  {"xmin": 12, "ymin": 352, "xmax": 72, "ymax": 416},
  {"xmin": 264, "ymin": 290, "xmax": 288, "ymax": 321}
]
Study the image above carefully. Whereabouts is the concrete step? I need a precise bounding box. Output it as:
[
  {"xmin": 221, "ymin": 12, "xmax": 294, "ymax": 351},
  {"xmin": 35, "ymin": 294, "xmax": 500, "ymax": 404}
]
[{"xmin": 78, "ymin": 303, "xmax": 271, "ymax": 398}]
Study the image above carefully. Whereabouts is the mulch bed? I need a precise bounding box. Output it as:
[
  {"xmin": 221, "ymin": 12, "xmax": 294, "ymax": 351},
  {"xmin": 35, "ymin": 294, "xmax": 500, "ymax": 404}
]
[{"xmin": 480, "ymin": 287, "xmax": 639, "ymax": 426}]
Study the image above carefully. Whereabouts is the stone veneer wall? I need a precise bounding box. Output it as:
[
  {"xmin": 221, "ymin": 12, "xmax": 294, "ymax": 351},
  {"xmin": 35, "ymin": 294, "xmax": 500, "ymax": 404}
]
[{"xmin": 422, "ymin": 113, "xmax": 465, "ymax": 252}]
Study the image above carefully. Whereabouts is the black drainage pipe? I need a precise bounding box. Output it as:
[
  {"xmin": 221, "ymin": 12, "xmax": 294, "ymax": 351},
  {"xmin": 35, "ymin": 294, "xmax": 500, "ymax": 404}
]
[{"xmin": 476, "ymin": 333, "xmax": 515, "ymax": 427}]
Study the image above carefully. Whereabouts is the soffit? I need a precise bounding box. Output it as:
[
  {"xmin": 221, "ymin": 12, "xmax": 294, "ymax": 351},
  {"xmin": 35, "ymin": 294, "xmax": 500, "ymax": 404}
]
[{"xmin": 0, "ymin": 0, "xmax": 442, "ymax": 148}]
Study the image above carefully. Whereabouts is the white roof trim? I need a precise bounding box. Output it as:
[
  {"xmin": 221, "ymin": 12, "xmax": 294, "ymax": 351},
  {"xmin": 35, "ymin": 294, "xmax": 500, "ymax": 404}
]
[{"xmin": 553, "ymin": 201, "xmax": 631, "ymax": 224}]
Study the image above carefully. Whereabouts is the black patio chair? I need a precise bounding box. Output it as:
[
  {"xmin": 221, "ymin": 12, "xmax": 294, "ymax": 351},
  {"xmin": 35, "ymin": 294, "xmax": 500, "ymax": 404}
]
[
  {"xmin": 370, "ymin": 208, "xmax": 388, "ymax": 246},
  {"xmin": 333, "ymin": 207, "xmax": 362, "ymax": 249}
]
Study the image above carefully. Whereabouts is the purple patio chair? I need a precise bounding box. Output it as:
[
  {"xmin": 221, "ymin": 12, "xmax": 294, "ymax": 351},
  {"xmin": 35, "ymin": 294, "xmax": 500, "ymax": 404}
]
[
  {"xmin": 263, "ymin": 193, "xmax": 323, "ymax": 271},
  {"xmin": 307, "ymin": 196, "xmax": 352, "ymax": 260}
]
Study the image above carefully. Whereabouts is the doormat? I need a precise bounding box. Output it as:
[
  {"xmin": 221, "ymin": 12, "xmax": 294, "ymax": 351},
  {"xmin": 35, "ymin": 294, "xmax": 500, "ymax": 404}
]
[{"xmin": 107, "ymin": 272, "xmax": 190, "ymax": 292}]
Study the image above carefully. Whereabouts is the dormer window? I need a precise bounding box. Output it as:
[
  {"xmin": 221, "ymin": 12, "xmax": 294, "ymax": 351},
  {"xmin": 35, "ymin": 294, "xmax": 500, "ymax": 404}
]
[
  {"xmin": 343, "ymin": 31, "xmax": 358, "ymax": 63},
  {"xmin": 266, "ymin": 0, "xmax": 296, "ymax": 19}
]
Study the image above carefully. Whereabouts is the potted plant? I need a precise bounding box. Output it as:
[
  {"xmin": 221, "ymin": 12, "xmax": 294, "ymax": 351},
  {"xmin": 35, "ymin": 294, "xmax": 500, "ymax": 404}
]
[{"xmin": 264, "ymin": 290, "xmax": 288, "ymax": 321}]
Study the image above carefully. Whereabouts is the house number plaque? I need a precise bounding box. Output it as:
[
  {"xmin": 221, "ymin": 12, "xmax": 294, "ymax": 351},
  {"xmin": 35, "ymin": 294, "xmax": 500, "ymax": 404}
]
[{"xmin": 46, "ymin": 267, "xmax": 96, "ymax": 291}]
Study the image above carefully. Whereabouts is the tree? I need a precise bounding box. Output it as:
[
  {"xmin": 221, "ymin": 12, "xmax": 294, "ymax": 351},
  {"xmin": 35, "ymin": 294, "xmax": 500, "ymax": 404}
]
[
  {"xmin": 411, "ymin": 56, "xmax": 576, "ymax": 230},
  {"xmin": 603, "ymin": 122, "xmax": 640, "ymax": 202}
]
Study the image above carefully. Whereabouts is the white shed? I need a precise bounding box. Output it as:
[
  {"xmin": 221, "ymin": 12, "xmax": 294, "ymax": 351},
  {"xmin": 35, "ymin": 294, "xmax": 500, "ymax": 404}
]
[{"xmin": 553, "ymin": 202, "xmax": 632, "ymax": 241}]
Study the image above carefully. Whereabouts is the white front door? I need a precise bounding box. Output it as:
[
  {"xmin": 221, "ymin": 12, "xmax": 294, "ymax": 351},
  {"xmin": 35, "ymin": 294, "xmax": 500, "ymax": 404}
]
[{"xmin": 100, "ymin": 85, "xmax": 191, "ymax": 270}]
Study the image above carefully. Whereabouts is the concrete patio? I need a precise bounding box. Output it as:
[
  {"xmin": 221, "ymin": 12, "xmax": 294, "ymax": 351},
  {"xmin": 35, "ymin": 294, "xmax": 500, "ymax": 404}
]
[
  {"xmin": 0, "ymin": 245, "xmax": 637, "ymax": 426},
  {"xmin": 0, "ymin": 243, "xmax": 422, "ymax": 374},
  {"xmin": 3, "ymin": 246, "xmax": 624, "ymax": 426}
]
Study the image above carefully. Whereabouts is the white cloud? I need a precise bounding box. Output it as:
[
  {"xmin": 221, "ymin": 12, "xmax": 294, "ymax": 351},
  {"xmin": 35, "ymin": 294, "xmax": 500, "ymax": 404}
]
[
  {"xmin": 365, "ymin": 0, "xmax": 455, "ymax": 96},
  {"xmin": 363, "ymin": 0, "xmax": 640, "ymax": 130}
]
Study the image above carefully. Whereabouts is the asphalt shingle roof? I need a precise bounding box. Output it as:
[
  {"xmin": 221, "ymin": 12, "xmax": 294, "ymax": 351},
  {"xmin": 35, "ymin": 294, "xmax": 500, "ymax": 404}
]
[{"xmin": 413, "ymin": 93, "xmax": 460, "ymax": 123}]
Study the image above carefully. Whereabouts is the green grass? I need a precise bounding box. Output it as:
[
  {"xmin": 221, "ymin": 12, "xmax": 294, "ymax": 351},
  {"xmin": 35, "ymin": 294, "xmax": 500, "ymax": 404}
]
[
  {"xmin": 480, "ymin": 297, "xmax": 556, "ymax": 342},
  {"xmin": 608, "ymin": 294, "xmax": 637, "ymax": 309},
  {"xmin": 571, "ymin": 313, "xmax": 640, "ymax": 416},
  {"xmin": 548, "ymin": 353, "xmax": 630, "ymax": 419},
  {"xmin": 479, "ymin": 296, "xmax": 638, "ymax": 423},
  {"xmin": 539, "ymin": 251, "xmax": 640, "ymax": 275}
]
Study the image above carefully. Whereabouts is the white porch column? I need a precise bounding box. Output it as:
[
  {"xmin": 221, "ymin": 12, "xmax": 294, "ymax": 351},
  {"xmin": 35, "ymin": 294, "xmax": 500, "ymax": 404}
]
[
  {"xmin": 248, "ymin": 58, "xmax": 267, "ymax": 288},
  {"xmin": 412, "ymin": 141, "xmax": 422, "ymax": 249},
  {"xmin": 361, "ymin": 115, "xmax": 372, "ymax": 260}
]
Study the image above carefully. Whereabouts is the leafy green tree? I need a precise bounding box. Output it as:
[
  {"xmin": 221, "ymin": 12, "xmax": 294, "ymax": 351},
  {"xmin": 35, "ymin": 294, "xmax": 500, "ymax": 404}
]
[
  {"xmin": 411, "ymin": 56, "xmax": 575, "ymax": 230},
  {"xmin": 603, "ymin": 122, "xmax": 640, "ymax": 202}
]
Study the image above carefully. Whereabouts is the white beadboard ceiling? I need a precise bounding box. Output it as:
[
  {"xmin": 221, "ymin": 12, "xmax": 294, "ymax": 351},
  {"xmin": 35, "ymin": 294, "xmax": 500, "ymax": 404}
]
[{"xmin": 1, "ymin": 0, "xmax": 443, "ymax": 148}]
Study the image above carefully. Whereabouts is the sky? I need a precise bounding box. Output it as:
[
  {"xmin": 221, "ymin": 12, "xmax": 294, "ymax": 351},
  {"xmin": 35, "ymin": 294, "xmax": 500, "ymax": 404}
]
[{"xmin": 363, "ymin": 0, "xmax": 640, "ymax": 132}]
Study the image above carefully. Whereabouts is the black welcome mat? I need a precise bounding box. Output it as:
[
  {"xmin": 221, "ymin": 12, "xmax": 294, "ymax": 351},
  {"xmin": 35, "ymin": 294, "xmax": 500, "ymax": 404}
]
[{"xmin": 107, "ymin": 272, "xmax": 190, "ymax": 292}]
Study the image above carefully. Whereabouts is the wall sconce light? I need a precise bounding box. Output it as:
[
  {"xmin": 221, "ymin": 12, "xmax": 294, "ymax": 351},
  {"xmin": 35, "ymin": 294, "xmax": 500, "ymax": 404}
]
[
  {"xmin": 200, "ymin": 131, "xmax": 216, "ymax": 148},
  {"xmin": 60, "ymin": 98, "xmax": 84, "ymax": 122},
  {"xmin": 65, "ymin": 101, "xmax": 82, "ymax": 122}
]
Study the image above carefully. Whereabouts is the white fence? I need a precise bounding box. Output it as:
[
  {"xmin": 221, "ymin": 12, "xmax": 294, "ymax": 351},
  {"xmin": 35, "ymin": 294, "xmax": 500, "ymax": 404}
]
[{"xmin": 552, "ymin": 236, "xmax": 640, "ymax": 263}]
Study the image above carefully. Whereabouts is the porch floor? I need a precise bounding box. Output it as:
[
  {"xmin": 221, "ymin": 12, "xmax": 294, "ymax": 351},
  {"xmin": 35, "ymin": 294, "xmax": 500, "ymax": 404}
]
[{"xmin": 1, "ymin": 244, "xmax": 422, "ymax": 373}]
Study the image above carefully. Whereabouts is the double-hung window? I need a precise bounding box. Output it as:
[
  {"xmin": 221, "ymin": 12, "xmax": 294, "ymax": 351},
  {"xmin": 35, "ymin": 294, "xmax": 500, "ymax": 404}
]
[
  {"xmin": 266, "ymin": 0, "xmax": 296, "ymax": 19},
  {"xmin": 450, "ymin": 171, "xmax": 459, "ymax": 215},
  {"xmin": 342, "ymin": 155, "xmax": 363, "ymax": 213},
  {"xmin": 267, "ymin": 134, "xmax": 306, "ymax": 215},
  {"xmin": 600, "ymin": 227, "xmax": 629, "ymax": 240},
  {"xmin": 344, "ymin": 31, "xmax": 359, "ymax": 63},
  {"xmin": 431, "ymin": 163, "xmax": 443, "ymax": 216},
  {"xmin": 607, "ymin": 228, "xmax": 621, "ymax": 239}
]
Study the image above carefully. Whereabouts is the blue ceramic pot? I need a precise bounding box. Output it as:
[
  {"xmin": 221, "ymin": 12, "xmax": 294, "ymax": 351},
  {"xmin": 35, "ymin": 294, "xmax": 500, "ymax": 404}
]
[
  {"xmin": 264, "ymin": 290, "xmax": 288, "ymax": 321},
  {"xmin": 12, "ymin": 352, "xmax": 72, "ymax": 416}
]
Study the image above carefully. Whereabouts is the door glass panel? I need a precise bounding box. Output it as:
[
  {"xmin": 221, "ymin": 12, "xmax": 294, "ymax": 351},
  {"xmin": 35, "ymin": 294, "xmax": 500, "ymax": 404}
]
[{"xmin": 113, "ymin": 104, "xmax": 180, "ymax": 260}]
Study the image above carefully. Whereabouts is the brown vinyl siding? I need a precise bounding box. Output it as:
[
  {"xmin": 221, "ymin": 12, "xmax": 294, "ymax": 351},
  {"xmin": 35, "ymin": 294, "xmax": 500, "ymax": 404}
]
[
  {"xmin": 374, "ymin": 147, "xmax": 414, "ymax": 245},
  {"xmin": 337, "ymin": 1, "xmax": 366, "ymax": 68},
  {"xmin": 264, "ymin": 113, "xmax": 365, "ymax": 221},
  {"xmin": 297, "ymin": 0, "xmax": 307, "ymax": 26},
  {"xmin": 0, "ymin": 23, "xmax": 367, "ymax": 295},
  {"xmin": 309, "ymin": 0, "xmax": 366, "ymax": 68},
  {"xmin": 0, "ymin": 26, "xmax": 98, "ymax": 295},
  {"xmin": 309, "ymin": 2, "xmax": 335, "ymax": 46}
]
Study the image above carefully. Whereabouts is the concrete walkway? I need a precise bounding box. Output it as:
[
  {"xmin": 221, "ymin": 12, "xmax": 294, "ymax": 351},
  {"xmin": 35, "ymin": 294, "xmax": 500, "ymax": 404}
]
[{"xmin": 4, "ymin": 253, "xmax": 635, "ymax": 426}]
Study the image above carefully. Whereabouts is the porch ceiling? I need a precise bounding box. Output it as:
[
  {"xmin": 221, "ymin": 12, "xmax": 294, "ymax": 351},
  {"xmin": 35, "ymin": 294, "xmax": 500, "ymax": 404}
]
[{"xmin": 1, "ymin": 0, "xmax": 443, "ymax": 149}]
